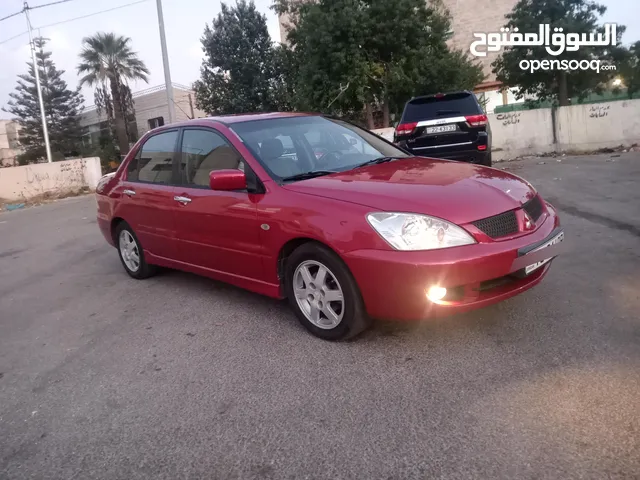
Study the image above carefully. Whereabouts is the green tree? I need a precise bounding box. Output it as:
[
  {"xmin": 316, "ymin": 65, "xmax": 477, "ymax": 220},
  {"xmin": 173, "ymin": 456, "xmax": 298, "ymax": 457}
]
[
  {"xmin": 77, "ymin": 32, "xmax": 149, "ymax": 156},
  {"xmin": 274, "ymin": 0, "xmax": 483, "ymax": 128},
  {"xmin": 3, "ymin": 37, "xmax": 84, "ymax": 164},
  {"xmin": 616, "ymin": 41, "xmax": 640, "ymax": 98},
  {"xmin": 194, "ymin": 0, "xmax": 283, "ymax": 114},
  {"xmin": 276, "ymin": 0, "xmax": 373, "ymax": 124},
  {"xmin": 492, "ymin": 0, "xmax": 623, "ymax": 106}
]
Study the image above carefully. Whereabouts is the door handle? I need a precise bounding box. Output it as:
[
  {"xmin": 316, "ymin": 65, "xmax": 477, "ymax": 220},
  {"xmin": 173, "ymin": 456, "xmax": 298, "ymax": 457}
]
[
  {"xmin": 174, "ymin": 195, "xmax": 192, "ymax": 204},
  {"xmin": 123, "ymin": 189, "xmax": 136, "ymax": 196}
]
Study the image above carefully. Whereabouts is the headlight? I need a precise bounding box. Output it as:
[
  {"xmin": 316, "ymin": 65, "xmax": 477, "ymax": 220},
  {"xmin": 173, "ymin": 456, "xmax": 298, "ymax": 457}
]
[{"xmin": 366, "ymin": 212, "xmax": 476, "ymax": 251}]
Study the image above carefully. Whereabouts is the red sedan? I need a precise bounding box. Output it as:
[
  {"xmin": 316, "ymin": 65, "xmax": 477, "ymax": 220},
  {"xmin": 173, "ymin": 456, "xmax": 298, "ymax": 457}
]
[{"xmin": 96, "ymin": 113, "xmax": 563, "ymax": 340}]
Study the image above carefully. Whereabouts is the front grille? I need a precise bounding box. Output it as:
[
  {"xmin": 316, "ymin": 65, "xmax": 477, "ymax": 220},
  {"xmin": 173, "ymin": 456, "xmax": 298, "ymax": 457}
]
[
  {"xmin": 472, "ymin": 210, "xmax": 519, "ymax": 238},
  {"xmin": 523, "ymin": 195, "xmax": 544, "ymax": 222}
]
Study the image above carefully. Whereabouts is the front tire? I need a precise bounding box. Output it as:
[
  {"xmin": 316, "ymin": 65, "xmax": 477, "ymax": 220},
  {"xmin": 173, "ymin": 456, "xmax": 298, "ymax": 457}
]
[
  {"xmin": 115, "ymin": 222, "xmax": 156, "ymax": 279},
  {"xmin": 284, "ymin": 243, "xmax": 371, "ymax": 341}
]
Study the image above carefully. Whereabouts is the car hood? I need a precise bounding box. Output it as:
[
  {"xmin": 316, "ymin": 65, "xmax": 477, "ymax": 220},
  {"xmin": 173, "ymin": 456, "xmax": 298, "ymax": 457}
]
[{"xmin": 283, "ymin": 158, "xmax": 537, "ymax": 225}]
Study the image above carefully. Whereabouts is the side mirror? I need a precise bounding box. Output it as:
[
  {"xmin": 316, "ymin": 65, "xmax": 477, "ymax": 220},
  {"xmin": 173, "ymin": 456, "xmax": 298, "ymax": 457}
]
[{"xmin": 209, "ymin": 169, "xmax": 247, "ymax": 191}]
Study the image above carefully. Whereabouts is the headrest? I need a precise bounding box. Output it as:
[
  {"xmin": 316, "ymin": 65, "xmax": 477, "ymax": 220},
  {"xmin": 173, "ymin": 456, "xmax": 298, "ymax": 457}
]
[{"xmin": 261, "ymin": 138, "xmax": 284, "ymax": 161}]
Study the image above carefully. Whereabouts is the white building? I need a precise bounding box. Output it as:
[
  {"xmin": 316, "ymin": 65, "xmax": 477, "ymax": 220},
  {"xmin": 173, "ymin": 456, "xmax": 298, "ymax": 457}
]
[
  {"xmin": 0, "ymin": 120, "xmax": 21, "ymax": 167},
  {"xmin": 79, "ymin": 83, "xmax": 207, "ymax": 148}
]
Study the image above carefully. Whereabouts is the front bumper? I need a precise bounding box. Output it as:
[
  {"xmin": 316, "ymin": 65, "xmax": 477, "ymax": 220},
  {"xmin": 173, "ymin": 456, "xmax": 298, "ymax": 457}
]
[{"xmin": 343, "ymin": 207, "xmax": 561, "ymax": 321}]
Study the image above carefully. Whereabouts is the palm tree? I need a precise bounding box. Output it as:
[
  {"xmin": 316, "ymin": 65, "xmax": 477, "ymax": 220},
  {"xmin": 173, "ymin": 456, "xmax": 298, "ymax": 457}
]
[{"xmin": 78, "ymin": 32, "xmax": 150, "ymax": 156}]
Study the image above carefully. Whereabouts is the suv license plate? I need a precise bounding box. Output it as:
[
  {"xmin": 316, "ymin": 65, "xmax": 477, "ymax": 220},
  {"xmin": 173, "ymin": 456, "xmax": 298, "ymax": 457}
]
[
  {"xmin": 426, "ymin": 125, "xmax": 457, "ymax": 134},
  {"xmin": 525, "ymin": 231, "xmax": 565, "ymax": 274}
]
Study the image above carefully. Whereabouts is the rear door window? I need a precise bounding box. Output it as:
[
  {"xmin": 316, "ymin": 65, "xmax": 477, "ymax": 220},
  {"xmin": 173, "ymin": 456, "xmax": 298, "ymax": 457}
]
[
  {"xmin": 401, "ymin": 93, "xmax": 481, "ymax": 122},
  {"xmin": 128, "ymin": 130, "xmax": 179, "ymax": 184}
]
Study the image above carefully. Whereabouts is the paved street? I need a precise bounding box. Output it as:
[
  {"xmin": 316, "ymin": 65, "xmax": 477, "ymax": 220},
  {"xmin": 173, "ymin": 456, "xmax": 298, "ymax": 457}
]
[{"xmin": 1, "ymin": 153, "xmax": 639, "ymax": 480}]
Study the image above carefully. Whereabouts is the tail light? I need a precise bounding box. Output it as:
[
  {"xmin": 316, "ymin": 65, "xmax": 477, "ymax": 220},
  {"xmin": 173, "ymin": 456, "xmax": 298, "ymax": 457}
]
[
  {"xmin": 465, "ymin": 114, "xmax": 488, "ymax": 127},
  {"xmin": 395, "ymin": 122, "xmax": 418, "ymax": 136},
  {"xmin": 477, "ymin": 145, "xmax": 487, "ymax": 151}
]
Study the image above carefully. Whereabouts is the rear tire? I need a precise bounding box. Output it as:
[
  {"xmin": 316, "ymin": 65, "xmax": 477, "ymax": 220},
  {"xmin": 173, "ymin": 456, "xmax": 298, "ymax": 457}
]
[
  {"xmin": 115, "ymin": 222, "xmax": 156, "ymax": 279},
  {"xmin": 284, "ymin": 243, "xmax": 371, "ymax": 341},
  {"xmin": 481, "ymin": 153, "xmax": 492, "ymax": 167}
]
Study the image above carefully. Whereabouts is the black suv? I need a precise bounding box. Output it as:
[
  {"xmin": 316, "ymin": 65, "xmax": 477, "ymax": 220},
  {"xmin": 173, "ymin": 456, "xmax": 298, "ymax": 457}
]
[{"xmin": 394, "ymin": 91, "xmax": 492, "ymax": 166}]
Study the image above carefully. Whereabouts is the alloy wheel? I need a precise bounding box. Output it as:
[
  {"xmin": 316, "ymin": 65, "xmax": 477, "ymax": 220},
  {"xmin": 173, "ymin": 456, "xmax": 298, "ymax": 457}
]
[
  {"xmin": 119, "ymin": 230, "xmax": 141, "ymax": 272},
  {"xmin": 293, "ymin": 260, "xmax": 344, "ymax": 329}
]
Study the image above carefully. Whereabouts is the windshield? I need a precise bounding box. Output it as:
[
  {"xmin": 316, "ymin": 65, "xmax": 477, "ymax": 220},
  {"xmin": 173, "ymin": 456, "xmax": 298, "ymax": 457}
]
[{"xmin": 230, "ymin": 116, "xmax": 409, "ymax": 182}]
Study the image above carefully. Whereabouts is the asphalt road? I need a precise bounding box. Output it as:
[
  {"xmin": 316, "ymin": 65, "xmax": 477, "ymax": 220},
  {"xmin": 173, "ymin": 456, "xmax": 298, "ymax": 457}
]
[{"xmin": 1, "ymin": 153, "xmax": 639, "ymax": 480}]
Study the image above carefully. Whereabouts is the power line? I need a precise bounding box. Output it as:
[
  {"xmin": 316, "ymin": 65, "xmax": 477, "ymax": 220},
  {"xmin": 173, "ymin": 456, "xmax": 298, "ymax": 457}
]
[
  {"xmin": 36, "ymin": 0, "xmax": 150, "ymax": 30},
  {"xmin": 0, "ymin": 0, "xmax": 150, "ymax": 45},
  {"xmin": 0, "ymin": 31, "xmax": 28, "ymax": 46},
  {"xmin": 30, "ymin": 0, "xmax": 78, "ymax": 11},
  {"xmin": 0, "ymin": 10, "xmax": 23, "ymax": 22},
  {"xmin": 0, "ymin": 0, "xmax": 77, "ymax": 23}
]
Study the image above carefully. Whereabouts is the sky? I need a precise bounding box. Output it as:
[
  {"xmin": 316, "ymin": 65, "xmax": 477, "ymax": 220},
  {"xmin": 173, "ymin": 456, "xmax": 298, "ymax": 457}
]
[{"xmin": 0, "ymin": 0, "xmax": 639, "ymax": 120}]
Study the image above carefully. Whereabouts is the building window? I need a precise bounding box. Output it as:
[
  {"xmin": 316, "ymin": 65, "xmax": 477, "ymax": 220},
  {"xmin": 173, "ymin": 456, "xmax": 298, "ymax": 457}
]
[{"xmin": 148, "ymin": 117, "xmax": 165, "ymax": 129}]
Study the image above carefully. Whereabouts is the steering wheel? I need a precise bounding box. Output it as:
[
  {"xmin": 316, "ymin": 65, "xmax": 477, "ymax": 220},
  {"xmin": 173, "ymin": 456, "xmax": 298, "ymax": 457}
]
[{"xmin": 315, "ymin": 149, "xmax": 344, "ymax": 168}]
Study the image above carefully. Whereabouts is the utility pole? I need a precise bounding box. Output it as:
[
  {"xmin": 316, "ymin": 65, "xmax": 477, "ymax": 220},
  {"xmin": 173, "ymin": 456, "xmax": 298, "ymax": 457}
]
[
  {"xmin": 24, "ymin": 2, "xmax": 53, "ymax": 163},
  {"xmin": 188, "ymin": 93, "xmax": 194, "ymax": 119},
  {"xmin": 155, "ymin": 0, "xmax": 175, "ymax": 124}
]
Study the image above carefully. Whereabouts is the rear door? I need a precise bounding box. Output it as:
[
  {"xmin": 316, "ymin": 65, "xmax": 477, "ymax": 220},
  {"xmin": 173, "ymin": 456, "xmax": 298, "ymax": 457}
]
[
  {"xmin": 118, "ymin": 130, "xmax": 180, "ymax": 260},
  {"xmin": 397, "ymin": 92, "xmax": 485, "ymax": 151}
]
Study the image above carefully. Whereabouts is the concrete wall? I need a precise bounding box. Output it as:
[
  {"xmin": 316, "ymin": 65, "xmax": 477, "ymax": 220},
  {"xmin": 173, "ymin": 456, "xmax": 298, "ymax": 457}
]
[
  {"xmin": 373, "ymin": 99, "xmax": 640, "ymax": 161},
  {"xmin": 0, "ymin": 157, "xmax": 102, "ymax": 201},
  {"xmin": 373, "ymin": 127, "xmax": 395, "ymax": 142},
  {"xmin": 556, "ymin": 100, "xmax": 640, "ymax": 151},
  {"xmin": 489, "ymin": 108, "xmax": 556, "ymax": 160}
]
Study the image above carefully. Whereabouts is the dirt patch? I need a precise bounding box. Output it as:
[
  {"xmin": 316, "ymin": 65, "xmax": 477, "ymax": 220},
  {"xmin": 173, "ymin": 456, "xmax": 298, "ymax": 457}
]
[
  {"xmin": 496, "ymin": 143, "xmax": 640, "ymax": 163},
  {"xmin": 0, "ymin": 187, "xmax": 93, "ymax": 212}
]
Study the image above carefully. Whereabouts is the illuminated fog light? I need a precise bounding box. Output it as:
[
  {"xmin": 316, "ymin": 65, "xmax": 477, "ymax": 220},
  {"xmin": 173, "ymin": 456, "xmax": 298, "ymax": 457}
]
[{"xmin": 426, "ymin": 286, "xmax": 447, "ymax": 302}]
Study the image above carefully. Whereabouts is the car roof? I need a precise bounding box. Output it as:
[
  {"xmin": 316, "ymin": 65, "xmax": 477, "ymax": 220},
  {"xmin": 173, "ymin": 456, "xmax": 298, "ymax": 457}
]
[{"xmin": 153, "ymin": 112, "xmax": 322, "ymax": 131}]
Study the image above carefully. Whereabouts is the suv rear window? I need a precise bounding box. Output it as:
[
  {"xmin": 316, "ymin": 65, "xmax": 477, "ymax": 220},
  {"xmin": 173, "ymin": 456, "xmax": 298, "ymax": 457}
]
[{"xmin": 401, "ymin": 93, "xmax": 481, "ymax": 122}]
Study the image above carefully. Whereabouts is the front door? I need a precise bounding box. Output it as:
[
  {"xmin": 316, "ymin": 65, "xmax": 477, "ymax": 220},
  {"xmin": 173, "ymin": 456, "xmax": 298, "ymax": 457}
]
[
  {"xmin": 172, "ymin": 128, "xmax": 266, "ymax": 281},
  {"xmin": 118, "ymin": 129, "xmax": 180, "ymax": 260}
]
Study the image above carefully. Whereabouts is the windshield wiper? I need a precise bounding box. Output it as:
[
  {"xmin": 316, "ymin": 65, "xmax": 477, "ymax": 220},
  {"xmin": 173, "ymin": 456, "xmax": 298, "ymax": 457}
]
[
  {"xmin": 281, "ymin": 170, "xmax": 337, "ymax": 182},
  {"xmin": 353, "ymin": 156, "xmax": 399, "ymax": 169},
  {"xmin": 436, "ymin": 109, "xmax": 460, "ymax": 115}
]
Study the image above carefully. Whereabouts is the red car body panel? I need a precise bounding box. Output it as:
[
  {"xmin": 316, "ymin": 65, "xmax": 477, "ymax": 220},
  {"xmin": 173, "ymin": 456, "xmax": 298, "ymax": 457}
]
[
  {"xmin": 97, "ymin": 114, "xmax": 560, "ymax": 321},
  {"xmin": 283, "ymin": 159, "xmax": 537, "ymax": 225},
  {"xmin": 169, "ymin": 186, "xmax": 266, "ymax": 281}
]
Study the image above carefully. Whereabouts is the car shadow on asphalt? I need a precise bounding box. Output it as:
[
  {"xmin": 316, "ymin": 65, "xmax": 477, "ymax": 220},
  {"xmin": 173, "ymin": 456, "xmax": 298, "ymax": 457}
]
[{"xmin": 147, "ymin": 265, "xmax": 516, "ymax": 344}]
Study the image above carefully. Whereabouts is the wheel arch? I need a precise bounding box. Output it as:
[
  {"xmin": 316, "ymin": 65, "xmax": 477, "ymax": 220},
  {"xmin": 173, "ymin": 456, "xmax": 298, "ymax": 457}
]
[
  {"xmin": 277, "ymin": 238, "xmax": 343, "ymax": 293},
  {"xmin": 110, "ymin": 217, "xmax": 126, "ymax": 244}
]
